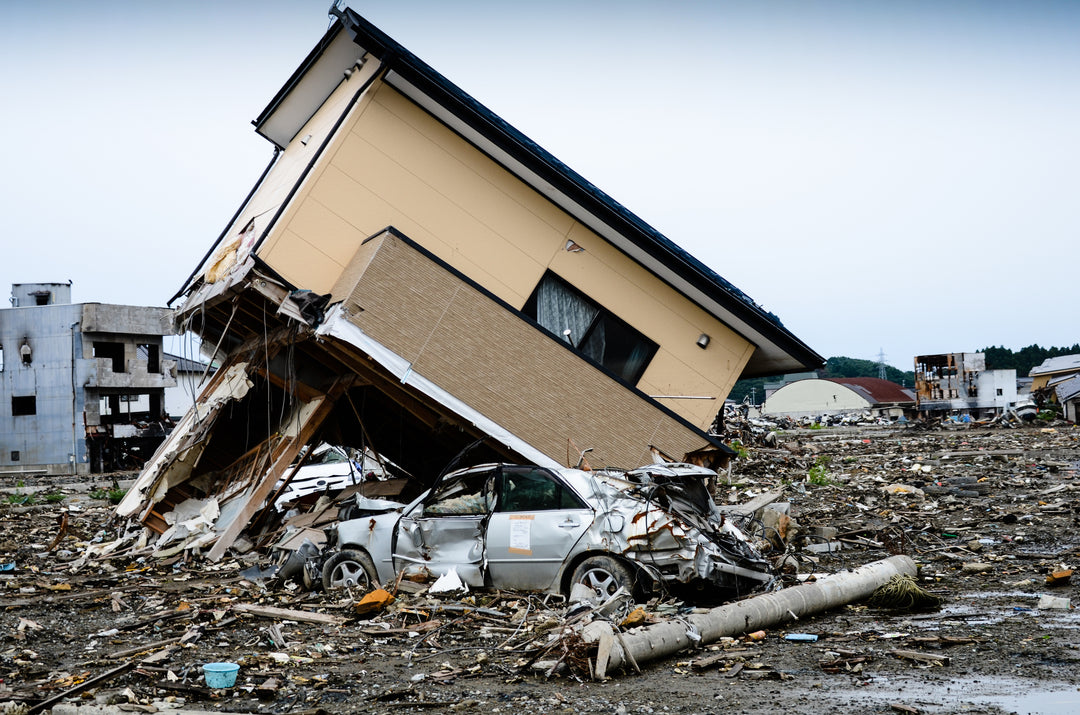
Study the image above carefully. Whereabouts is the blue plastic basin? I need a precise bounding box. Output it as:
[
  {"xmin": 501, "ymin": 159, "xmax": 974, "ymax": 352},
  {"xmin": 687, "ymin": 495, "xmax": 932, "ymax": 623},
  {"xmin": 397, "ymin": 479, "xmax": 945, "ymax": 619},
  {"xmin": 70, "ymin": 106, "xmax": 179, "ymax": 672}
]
[{"xmin": 202, "ymin": 662, "xmax": 239, "ymax": 688}]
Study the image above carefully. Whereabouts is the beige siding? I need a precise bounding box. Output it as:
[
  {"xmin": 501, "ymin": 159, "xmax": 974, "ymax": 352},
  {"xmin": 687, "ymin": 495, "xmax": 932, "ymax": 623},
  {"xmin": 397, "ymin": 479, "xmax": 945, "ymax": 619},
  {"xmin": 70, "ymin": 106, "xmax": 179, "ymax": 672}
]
[
  {"xmin": 254, "ymin": 77, "xmax": 754, "ymax": 427},
  {"xmin": 236, "ymin": 63, "xmax": 376, "ymax": 265},
  {"xmin": 341, "ymin": 233, "xmax": 710, "ymax": 467}
]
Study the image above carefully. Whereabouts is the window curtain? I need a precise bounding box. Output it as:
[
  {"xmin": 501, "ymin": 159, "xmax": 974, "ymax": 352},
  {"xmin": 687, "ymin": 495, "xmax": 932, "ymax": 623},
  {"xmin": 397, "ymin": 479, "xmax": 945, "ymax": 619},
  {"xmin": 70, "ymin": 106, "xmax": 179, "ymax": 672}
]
[
  {"xmin": 621, "ymin": 338, "xmax": 653, "ymax": 382},
  {"xmin": 579, "ymin": 320, "xmax": 607, "ymax": 365},
  {"xmin": 535, "ymin": 277, "xmax": 598, "ymax": 348}
]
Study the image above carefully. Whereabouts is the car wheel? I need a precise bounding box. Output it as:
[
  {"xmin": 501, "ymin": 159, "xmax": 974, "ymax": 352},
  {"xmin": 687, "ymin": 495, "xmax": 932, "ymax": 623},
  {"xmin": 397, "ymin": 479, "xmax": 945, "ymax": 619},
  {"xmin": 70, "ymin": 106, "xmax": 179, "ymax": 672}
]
[
  {"xmin": 570, "ymin": 555, "xmax": 634, "ymax": 598},
  {"xmin": 322, "ymin": 549, "xmax": 378, "ymax": 591}
]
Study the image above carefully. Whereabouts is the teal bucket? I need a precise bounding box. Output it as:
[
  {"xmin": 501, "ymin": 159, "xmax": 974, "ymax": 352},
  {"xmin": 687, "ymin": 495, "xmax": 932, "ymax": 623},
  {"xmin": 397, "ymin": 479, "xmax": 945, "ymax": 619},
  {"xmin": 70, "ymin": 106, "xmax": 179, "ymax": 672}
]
[{"xmin": 202, "ymin": 662, "xmax": 239, "ymax": 688}]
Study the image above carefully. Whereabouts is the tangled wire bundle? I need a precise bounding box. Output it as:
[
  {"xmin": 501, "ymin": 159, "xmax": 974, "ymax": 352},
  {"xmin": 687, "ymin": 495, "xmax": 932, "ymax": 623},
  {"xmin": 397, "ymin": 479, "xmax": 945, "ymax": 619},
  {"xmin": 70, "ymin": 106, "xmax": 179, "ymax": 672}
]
[{"xmin": 867, "ymin": 573, "xmax": 942, "ymax": 610}]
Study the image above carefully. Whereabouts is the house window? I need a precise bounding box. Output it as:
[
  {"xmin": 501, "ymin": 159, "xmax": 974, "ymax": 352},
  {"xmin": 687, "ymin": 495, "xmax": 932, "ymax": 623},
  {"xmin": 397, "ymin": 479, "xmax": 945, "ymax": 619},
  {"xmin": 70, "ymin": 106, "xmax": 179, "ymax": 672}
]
[
  {"xmin": 12, "ymin": 395, "xmax": 36, "ymax": 416},
  {"xmin": 523, "ymin": 272, "xmax": 657, "ymax": 384},
  {"xmin": 996, "ymin": 388, "xmax": 1003, "ymax": 396},
  {"xmin": 10, "ymin": 451, "xmax": 18, "ymax": 462}
]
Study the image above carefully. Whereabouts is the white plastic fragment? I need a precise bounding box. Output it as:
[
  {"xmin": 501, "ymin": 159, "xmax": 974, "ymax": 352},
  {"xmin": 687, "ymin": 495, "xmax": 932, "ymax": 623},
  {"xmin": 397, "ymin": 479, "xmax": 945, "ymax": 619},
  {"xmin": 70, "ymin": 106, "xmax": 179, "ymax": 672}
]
[{"xmin": 430, "ymin": 567, "xmax": 468, "ymax": 594}]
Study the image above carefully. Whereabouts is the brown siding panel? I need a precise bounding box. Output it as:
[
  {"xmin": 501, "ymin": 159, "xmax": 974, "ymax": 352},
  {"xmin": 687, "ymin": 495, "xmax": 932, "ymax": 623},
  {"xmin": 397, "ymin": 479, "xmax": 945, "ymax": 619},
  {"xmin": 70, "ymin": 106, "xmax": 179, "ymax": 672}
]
[{"xmin": 341, "ymin": 232, "xmax": 709, "ymax": 468}]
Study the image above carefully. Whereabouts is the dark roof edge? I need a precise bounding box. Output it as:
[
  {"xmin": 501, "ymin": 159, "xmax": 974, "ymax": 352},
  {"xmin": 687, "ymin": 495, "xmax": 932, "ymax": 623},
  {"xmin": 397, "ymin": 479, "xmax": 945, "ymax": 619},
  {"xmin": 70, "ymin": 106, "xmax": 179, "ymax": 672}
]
[
  {"xmin": 337, "ymin": 9, "xmax": 823, "ymax": 374},
  {"xmin": 253, "ymin": 22, "xmax": 347, "ymax": 133}
]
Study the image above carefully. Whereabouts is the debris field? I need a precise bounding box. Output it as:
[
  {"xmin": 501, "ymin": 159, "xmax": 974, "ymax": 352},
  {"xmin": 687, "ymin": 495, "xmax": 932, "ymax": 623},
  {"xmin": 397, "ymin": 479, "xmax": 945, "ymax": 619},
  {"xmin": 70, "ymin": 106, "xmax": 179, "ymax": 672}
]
[{"xmin": 2, "ymin": 421, "xmax": 1079, "ymax": 714}]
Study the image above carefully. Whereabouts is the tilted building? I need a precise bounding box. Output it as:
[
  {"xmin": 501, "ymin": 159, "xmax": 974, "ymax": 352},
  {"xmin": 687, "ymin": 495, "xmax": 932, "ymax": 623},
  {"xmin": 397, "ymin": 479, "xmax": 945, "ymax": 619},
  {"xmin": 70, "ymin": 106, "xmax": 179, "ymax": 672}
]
[{"xmin": 119, "ymin": 7, "xmax": 823, "ymax": 557}]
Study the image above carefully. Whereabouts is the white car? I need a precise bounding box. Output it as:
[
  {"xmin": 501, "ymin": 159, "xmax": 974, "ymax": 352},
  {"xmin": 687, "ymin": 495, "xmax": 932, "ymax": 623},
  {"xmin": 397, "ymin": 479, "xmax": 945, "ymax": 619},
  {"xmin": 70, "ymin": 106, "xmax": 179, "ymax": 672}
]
[
  {"xmin": 320, "ymin": 462, "xmax": 773, "ymax": 602},
  {"xmin": 274, "ymin": 444, "xmax": 381, "ymax": 510}
]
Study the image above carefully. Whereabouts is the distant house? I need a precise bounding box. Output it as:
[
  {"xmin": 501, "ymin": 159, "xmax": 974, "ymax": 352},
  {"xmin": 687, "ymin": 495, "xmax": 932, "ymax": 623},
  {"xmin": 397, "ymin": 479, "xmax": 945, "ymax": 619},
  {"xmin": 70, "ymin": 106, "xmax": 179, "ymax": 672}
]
[
  {"xmin": 1055, "ymin": 375, "xmax": 1080, "ymax": 422},
  {"xmin": 1029, "ymin": 354, "xmax": 1080, "ymax": 400},
  {"xmin": 0, "ymin": 283, "xmax": 176, "ymax": 475},
  {"xmin": 120, "ymin": 7, "xmax": 822, "ymax": 557},
  {"xmin": 162, "ymin": 351, "xmax": 215, "ymax": 421},
  {"xmin": 763, "ymin": 377, "xmax": 915, "ymax": 421},
  {"xmin": 914, "ymin": 352, "xmax": 1017, "ymax": 418}
]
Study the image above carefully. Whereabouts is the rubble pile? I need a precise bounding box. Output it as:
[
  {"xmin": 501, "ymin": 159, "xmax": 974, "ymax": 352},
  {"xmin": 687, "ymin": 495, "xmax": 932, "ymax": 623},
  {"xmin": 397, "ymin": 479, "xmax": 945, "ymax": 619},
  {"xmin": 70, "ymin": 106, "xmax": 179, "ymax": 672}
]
[{"xmin": 2, "ymin": 422, "xmax": 1079, "ymax": 713}]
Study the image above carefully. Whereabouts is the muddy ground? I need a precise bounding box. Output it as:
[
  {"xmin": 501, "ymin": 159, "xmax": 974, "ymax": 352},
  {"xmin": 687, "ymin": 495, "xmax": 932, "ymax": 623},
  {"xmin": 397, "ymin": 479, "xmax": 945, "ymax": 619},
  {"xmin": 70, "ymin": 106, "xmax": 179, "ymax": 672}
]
[{"xmin": 2, "ymin": 423, "xmax": 1079, "ymax": 714}]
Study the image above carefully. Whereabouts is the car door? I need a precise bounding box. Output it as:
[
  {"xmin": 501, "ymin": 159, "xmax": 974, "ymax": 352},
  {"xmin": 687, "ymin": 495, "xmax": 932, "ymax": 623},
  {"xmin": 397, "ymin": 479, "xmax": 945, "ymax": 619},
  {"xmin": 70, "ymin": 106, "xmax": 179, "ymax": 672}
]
[
  {"xmin": 485, "ymin": 466, "xmax": 593, "ymax": 591},
  {"xmin": 391, "ymin": 467, "xmax": 494, "ymax": 587}
]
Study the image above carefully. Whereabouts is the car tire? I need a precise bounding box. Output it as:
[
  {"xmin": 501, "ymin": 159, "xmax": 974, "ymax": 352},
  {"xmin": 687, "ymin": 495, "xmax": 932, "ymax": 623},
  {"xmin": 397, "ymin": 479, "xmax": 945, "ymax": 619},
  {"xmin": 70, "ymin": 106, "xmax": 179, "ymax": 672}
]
[
  {"xmin": 322, "ymin": 549, "xmax": 378, "ymax": 592},
  {"xmin": 570, "ymin": 555, "xmax": 634, "ymax": 598}
]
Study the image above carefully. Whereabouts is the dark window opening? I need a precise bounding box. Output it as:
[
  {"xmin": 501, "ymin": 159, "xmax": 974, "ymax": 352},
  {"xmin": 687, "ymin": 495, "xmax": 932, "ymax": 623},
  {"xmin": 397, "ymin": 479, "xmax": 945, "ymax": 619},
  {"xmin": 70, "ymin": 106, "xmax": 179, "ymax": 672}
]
[
  {"xmin": 523, "ymin": 272, "xmax": 657, "ymax": 384},
  {"xmin": 93, "ymin": 341, "xmax": 126, "ymax": 373},
  {"xmin": 20, "ymin": 342, "xmax": 31, "ymax": 365},
  {"xmin": 10, "ymin": 451, "xmax": 18, "ymax": 462},
  {"xmin": 138, "ymin": 343, "xmax": 161, "ymax": 373},
  {"xmin": 33, "ymin": 292, "xmax": 51, "ymax": 306},
  {"xmin": 12, "ymin": 395, "xmax": 36, "ymax": 416}
]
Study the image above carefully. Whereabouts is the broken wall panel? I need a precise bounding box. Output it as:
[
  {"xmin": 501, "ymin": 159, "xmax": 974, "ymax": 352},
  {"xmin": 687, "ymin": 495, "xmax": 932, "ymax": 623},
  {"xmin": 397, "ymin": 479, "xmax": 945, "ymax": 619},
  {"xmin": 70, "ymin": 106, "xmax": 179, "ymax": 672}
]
[{"xmin": 125, "ymin": 280, "xmax": 533, "ymax": 556}]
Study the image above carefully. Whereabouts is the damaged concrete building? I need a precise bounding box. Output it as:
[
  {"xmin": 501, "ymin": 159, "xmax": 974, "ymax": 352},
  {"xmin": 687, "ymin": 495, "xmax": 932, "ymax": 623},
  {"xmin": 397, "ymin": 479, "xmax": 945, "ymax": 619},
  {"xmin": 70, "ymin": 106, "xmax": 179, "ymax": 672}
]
[
  {"xmin": 0, "ymin": 283, "xmax": 176, "ymax": 475},
  {"xmin": 119, "ymin": 8, "xmax": 822, "ymax": 558},
  {"xmin": 914, "ymin": 352, "xmax": 1018, "ymax": 419}
]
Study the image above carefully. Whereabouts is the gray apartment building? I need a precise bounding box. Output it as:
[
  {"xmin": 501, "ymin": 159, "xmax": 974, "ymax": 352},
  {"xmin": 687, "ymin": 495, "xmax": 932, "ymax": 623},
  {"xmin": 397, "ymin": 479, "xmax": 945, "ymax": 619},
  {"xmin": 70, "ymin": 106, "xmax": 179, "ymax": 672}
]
[{"xmin": 0, "ymin": 282, "xmax": 177, "ymax": 475}]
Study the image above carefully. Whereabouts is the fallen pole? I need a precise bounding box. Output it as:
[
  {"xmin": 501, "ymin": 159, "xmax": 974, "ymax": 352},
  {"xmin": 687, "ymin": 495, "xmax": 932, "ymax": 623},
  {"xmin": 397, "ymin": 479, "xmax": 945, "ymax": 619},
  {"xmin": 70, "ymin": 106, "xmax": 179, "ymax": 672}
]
[{"xmin": 584, "ymin": 554, "xmax": 917, "ymax": 674}]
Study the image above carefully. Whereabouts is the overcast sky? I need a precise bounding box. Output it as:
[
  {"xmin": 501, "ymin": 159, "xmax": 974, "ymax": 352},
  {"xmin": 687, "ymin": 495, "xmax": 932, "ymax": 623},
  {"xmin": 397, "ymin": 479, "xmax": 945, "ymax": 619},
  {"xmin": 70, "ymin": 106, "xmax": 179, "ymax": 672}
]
[{"xmin": 2, "ymin": 1, "xmax": 1077, "ymax": 371}]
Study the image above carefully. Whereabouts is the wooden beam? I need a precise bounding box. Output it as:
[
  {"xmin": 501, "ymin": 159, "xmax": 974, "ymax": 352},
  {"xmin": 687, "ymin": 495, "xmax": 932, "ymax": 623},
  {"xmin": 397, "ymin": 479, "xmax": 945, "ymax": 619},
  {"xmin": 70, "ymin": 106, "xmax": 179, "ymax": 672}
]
[
  {"xmin": 232, "ymin": 603, "xmax": 345, "ymax": 626},
  {"xmin": 206, "ymin": 377, "xmax": 352, "ymax": 561}
]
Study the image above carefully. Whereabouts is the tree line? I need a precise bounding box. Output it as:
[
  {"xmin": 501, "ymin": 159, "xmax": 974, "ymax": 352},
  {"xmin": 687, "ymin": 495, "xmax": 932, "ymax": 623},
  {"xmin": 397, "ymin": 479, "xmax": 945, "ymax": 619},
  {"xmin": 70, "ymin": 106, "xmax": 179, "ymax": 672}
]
[{"xmin": 980, "ymin": 344, "xmax": 1080, "ymax": 378}]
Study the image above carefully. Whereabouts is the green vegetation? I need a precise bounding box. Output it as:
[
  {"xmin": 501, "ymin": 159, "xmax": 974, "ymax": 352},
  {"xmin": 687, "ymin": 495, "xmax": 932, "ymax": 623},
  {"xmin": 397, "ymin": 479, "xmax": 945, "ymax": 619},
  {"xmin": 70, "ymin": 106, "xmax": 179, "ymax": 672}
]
[
  {"xmin": 823, "ymin": 356, "xmax": 915, "ymax": 386},
  {"xmin": 807, "ymin": 456, "xmax": 834, "ymax": 486},
  {"xmin": 5, "ymin": 490, "xmax": 36, "ymax": 505},
  {"xmin": 729, "ymin": 440, "xmax": 749, "ymax": 459},
  {"xmin": 91, "ymin": 487, "xmax": 127, "ymax": 504},
  {"xmin": 43, "ymin": 491, "xmax": 66, "ymax": 503},
  {"xmin": 981, "ymin": 344, "xmax": 1080, "ymax": 378}
]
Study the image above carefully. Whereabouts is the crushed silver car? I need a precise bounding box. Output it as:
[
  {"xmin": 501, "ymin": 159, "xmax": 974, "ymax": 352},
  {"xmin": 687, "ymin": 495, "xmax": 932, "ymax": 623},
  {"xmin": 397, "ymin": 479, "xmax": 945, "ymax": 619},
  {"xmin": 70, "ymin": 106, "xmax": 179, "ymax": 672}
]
[{"xmin": 318, "ymin": 462, "xmax": 773, "ymax": 602}]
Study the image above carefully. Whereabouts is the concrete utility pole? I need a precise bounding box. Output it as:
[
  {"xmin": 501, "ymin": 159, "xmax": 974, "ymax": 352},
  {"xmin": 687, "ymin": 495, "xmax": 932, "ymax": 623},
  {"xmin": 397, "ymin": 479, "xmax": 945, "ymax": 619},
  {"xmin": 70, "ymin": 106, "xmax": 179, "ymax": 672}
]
[{"xmin": 585, "ymin": 555, "xmax": 916, "ymax": 674}]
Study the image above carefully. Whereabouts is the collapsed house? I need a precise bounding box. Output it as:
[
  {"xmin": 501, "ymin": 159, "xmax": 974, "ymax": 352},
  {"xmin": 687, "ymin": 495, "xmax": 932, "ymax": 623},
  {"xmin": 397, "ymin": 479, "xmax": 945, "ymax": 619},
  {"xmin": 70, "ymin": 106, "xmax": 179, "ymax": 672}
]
[
  {"xmin": 1055, "ymin": 375, "xmax": 1080, "ymax": 422},
  {"xmin": 117, "ymin": 7, "xmax": 822, "ymax": 560},
  {"xmin": 1029, "ymin": 354, "xmax": 1080, "ymax": 408},
  {"xmin": 0, "ymin": 282, "xmax": 177, "ymax": 475}
]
